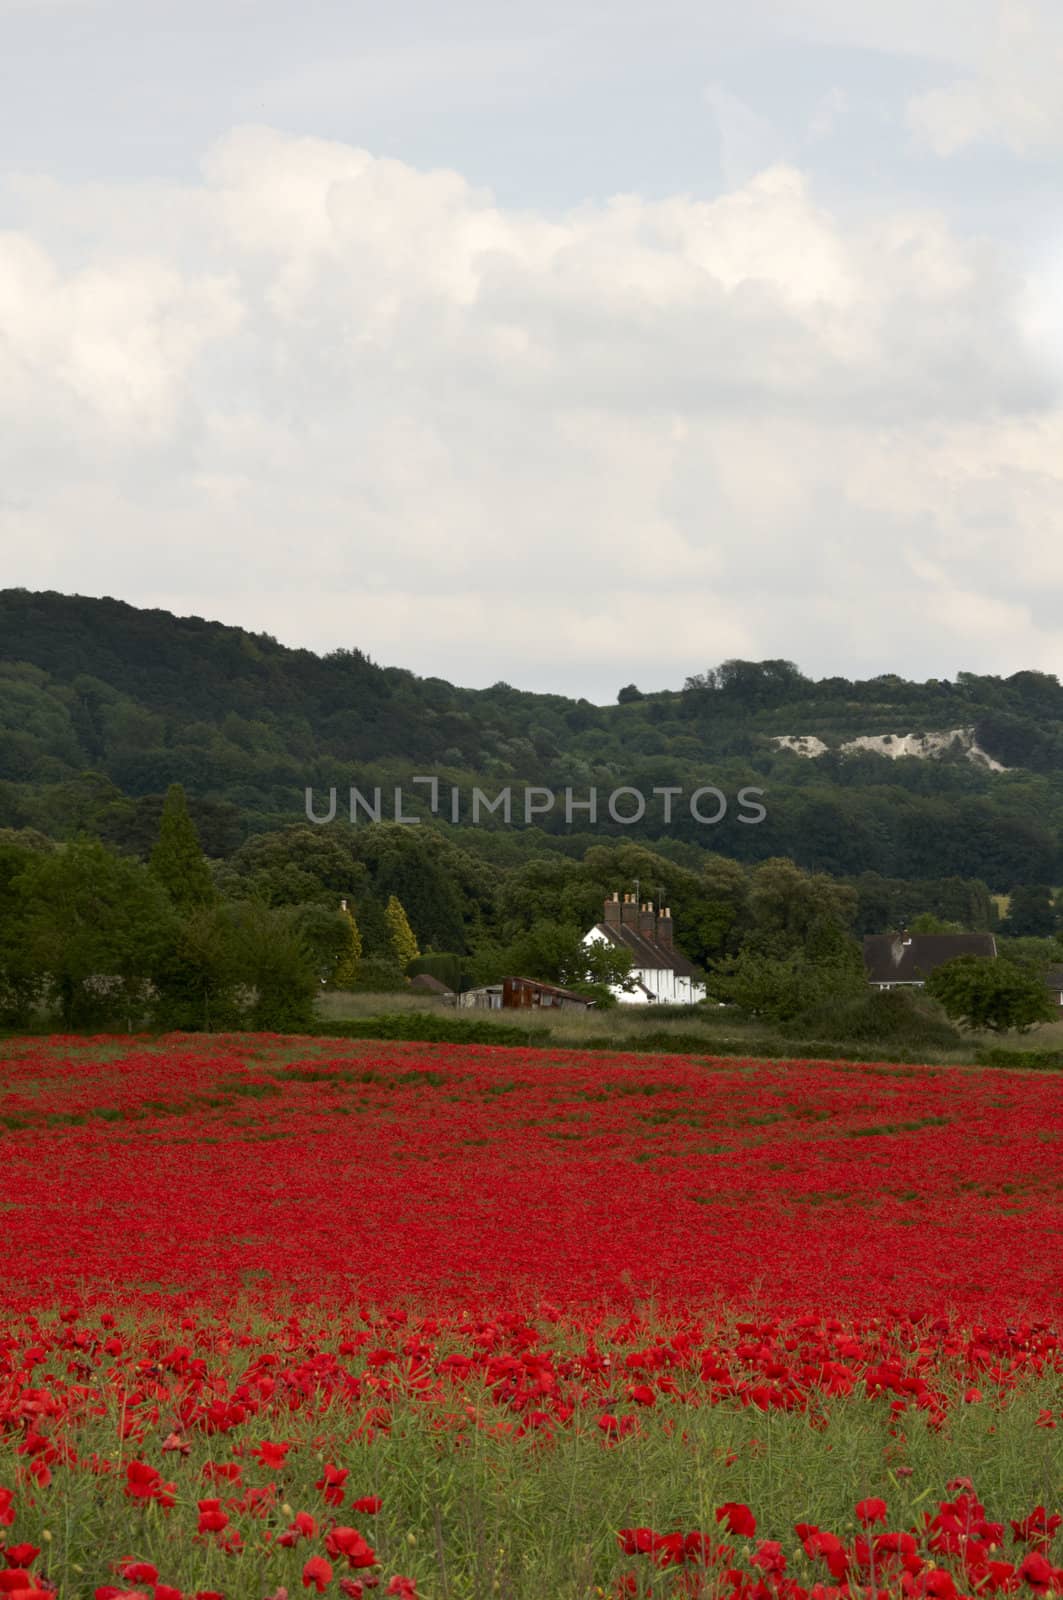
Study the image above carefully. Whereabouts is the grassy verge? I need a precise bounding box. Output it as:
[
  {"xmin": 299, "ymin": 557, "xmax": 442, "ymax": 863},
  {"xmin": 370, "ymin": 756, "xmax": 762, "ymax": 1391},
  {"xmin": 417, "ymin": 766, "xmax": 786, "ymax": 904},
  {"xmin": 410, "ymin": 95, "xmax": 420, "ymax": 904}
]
[{"xmin": 308, "ymin": 1001, "xmax": 1063, "ymax": 1069}]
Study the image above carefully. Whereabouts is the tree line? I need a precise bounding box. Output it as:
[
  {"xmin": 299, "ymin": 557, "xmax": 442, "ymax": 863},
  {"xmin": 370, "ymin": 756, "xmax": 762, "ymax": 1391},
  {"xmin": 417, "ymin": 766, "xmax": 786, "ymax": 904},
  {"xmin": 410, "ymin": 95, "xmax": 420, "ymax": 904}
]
[
  {"xmin": 2, "ymin": 591, "xmax": 1062, "ymax": 889},
  {"xmin": 3, "ymin": 788, "xmax": 1060, "ymax": 1035}
]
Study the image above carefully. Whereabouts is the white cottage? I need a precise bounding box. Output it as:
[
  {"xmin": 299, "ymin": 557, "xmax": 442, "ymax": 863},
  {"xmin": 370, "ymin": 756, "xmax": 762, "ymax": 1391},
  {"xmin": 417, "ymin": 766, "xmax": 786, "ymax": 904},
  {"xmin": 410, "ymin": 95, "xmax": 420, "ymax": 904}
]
[{"xmin": 583, "ymin": 893, "xmax": 706, "ymax": 1005}]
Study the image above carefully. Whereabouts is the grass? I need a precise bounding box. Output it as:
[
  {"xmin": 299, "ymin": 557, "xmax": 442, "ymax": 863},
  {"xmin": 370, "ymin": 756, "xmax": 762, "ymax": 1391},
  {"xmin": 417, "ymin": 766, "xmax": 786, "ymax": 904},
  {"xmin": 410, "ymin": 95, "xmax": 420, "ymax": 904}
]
[
  {"xmin": 313, "ymin": 989, "xmax": 1063, "ymax": 1069},
  {"xmin": 2, "ymin": 1303, "xmax": 1060, "ymax": 1600}
]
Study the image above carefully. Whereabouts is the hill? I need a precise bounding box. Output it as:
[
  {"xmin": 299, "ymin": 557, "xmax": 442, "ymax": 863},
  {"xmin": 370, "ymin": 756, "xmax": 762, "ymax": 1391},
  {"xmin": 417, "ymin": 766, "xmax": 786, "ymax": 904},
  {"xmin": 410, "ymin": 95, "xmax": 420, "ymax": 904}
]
[{"xmin": 1, "ymin": 588, "xmax": 1062, "ymax": 888}]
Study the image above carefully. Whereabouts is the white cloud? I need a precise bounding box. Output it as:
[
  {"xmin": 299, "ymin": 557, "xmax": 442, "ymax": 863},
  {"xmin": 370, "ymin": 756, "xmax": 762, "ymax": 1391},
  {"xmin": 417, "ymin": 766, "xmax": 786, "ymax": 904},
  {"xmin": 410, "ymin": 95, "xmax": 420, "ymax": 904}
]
[
  {"xmin": 0, "ymin": 123, "xmax": 1061, "ymax": 696},
  {"xmin": 907, "ymin": 0, "xmax": 1063, "ymax": 155}
]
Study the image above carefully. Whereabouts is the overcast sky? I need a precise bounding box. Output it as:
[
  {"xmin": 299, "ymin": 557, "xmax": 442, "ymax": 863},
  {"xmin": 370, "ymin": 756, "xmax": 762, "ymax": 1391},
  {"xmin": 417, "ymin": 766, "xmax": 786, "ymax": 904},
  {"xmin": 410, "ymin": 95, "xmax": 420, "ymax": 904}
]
[{"xmin": 2, "ymin": 0, "xmax": 1063, "ymax": 700}]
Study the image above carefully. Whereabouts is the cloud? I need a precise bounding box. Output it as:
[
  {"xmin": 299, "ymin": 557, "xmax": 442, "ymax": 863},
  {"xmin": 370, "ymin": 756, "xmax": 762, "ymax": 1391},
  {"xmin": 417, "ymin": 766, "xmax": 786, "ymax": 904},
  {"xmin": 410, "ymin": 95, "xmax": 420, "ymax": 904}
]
[
  {"xmin": 704, "ymin": 85, "xmax": 786, "ymax": 188},
  {"xmin": 907, "ymin": 0, "xmax": 1063, "ymax": 155},
  {"xmin": 0, "ymin": 123, "xmax": 1061, "ymax": 696}
]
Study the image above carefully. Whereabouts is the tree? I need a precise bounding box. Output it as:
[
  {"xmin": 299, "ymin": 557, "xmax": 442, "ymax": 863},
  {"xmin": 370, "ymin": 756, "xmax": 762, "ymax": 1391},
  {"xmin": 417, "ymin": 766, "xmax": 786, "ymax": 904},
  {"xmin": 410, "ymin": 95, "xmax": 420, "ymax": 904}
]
[
  {"xmin": 332, "ymin": 902, "xmax": 364, "ymax": 989},
  {"xmin": 712, "ymin": 939, "xmax": 866, "ymax": 1027},
  {"xmin": 226, "ymin": 900, "xmax": 317, "ymax": 1031},
  {"xmin": 1003, "ymin": 885, "xmax": 1058, "ymax": 938},
  {"xmin": 0, "ymin": 835, "xmax": 49, "ymax": 1026},
  {"xmin": 470, "ymin": 920, "xmax": 635, "ymax": 996},
  {"xmin": 153, "ymin": 905, "xmax": 242, "ymax": 1031},
  {"xmin": 384, "ymin": 894, "xmax": 419, "ymax": 970},
  {"xmin": 15, "ymin": 838, "xmax": 177, "ymax": 1029},
  {"xmin": 745, "ymin": 858, "xmax": 857, "ymax": 959},
  {"xmin": 617, "ymin": 684, "xmax": 643, "ymax": 704},
  {"xmin": 925, "ymin": 956, "xmax": 1055, "ymax": 1033},
  {"xmin": 909, "ymin": 912, "xmax": 963, "ymax": 934},
  {"xmin": 150, "ymin": 784, "xmax": 215, "ymax": 911}
]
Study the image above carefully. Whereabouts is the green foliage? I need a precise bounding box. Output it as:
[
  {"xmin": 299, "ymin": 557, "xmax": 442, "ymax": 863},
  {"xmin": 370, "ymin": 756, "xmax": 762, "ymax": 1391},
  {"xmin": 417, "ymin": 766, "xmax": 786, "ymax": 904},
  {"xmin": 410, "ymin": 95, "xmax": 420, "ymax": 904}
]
[
  {"xmin": 408, "ymin": 952, "xmax": 464, "ymax": 992},
  {"xmin": 793, "ymin": 988, "xmax": 963, "ymax": 1051},
  {"xmin": 331, "ymin": 904, "xmax": 363, "ymax": 989},
  {"xmin": 711, "ymin": 937, "xmax": 866, "ymax": 1028},
  {"xmin": 744, "ymin": 857, "xmax": 858, "ymax": 959},
  {"xmin": 908, "ymin": 912, "xmax": 963, "ymax": 934},
  {"xmin": 311, "ymin": 1013, "xmax": 540, "ymax": 1045},
  {"xmin": 344, "ymin": 956, "xmax": 410, "ymax": 993},
  {"xmin": 468, "ymin": 919, "xmax": 635, "ymax": 994},
  {"xmin": 0, "ymin": 836, "xmax": 49, "ymax": 1026},
  {"xmin": 226, "ymin": 901, "xmax": 317, "ymax": 1031},
  {"xmin": 152, "ymin": 905, "xmax": 244, "ymax": 1031},
  {"xmin": 12, "ymin": 839, "xmax": 177, "ymax": 1028},
  {"xmin": 149, "ymin": 783, "xmax": 215, "ymax": 910},
  {"xmin": 925, "ymin": 955, "xmax": 1056, "ymax": 1033},
  {"xmin": 384, "ymin": 893, "xmax": 420, "ymax": 968},
  {"xmin": 2, "ymin": 591, "xmax": 1062, "ymax": 891},
  {"xmin": 975, "ymin": 1045, "xmax": 1063, "ymax": 1070},
  {"xmin": 994, "ymin": 934, "xmax": 1063, "ymax": 971},
  {"xmin": 1002, "ymin": 883, "xmax": 1059, "ymax": 937}
]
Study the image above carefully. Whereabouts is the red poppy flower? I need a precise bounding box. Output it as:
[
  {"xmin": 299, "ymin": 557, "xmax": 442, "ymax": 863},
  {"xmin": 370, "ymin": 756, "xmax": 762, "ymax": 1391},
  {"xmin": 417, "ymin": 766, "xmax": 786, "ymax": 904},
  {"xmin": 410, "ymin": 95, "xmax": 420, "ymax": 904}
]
[
  {"xmin": 196, "ymin": 1498, "xmax": 229, "ymax": 1535},
  {"xmin": 114, "ymin": 1565, "xmax": 157, "ymax": 1586},
  {"xmin": 716, "ymin": 1503, "xmax": 756, "ymax": 1538},
  {"xmin": 325, "ymin": 1528, "xmax": 378, "ymax": 1568},
  {"xmin": 302, "ymin": 1559, "xmax": 334, "ymax": 1594},
  {"xmin": 316, "ymin": 1464, "xmax": 349, "ymax": 1507},
  {"xmin": 278, "ymin": 1511, "xmax": 319, "ymax": 1547}
]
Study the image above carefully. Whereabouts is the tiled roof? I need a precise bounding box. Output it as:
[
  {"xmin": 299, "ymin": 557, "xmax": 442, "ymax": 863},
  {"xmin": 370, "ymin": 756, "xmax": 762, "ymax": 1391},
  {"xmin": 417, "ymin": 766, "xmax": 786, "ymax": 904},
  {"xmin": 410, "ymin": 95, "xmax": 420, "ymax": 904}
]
[
  {"xmin": 863, "ymin": 933, "xmax": 997, "ymax": 985},
  {"xmin": 590, "ymin": 923, "xmax": 704, "ymax": 980}
]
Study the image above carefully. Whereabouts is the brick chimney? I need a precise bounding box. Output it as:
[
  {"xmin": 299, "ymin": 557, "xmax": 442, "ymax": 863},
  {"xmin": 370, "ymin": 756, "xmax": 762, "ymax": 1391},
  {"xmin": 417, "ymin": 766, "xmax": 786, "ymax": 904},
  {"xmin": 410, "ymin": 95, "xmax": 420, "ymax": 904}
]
[
  {"xmin": 620, "ymin": 893, "xmax": 638, "ymax": 928},
  {"xmin": 657, "ymin": 907, "xmax": 673, "ymax": 949},
  {"xmin": 638, "ymin": 901, "xmax": 656, "ymax": 940},
  {"xmin": 604, "ymin": 892, "xmax": 621, "ymax": 927}
]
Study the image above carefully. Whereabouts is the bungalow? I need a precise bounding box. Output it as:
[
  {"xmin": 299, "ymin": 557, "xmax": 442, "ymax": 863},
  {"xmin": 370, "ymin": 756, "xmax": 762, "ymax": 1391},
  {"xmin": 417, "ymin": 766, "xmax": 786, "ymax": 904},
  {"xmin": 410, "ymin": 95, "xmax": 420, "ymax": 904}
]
[
  {"xmin": 863, "ymin": 931, "xmax": 997, "ymax": 989},
  {"xmin": 1044, "ymin": 965, "xmax": 1063, "ymax": 1011},
  {"xmin": 583, "ymin": 893, "xmax": 706, "ymax": 1005}
]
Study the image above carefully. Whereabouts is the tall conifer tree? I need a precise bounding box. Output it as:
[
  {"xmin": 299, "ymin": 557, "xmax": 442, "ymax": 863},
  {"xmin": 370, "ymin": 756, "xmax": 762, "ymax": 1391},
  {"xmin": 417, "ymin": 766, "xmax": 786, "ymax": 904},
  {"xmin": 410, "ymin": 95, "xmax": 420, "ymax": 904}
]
[
  {"xmin": 150, "ymin": 784, "xmax": 215, "ymax": 910},
  {"xmin": 384, "ymin": 893, "xmax": 419, "ymax": 970},
  {"xmin": 332, "ymin": 902, "xmax": 364, "ymax": 989}
]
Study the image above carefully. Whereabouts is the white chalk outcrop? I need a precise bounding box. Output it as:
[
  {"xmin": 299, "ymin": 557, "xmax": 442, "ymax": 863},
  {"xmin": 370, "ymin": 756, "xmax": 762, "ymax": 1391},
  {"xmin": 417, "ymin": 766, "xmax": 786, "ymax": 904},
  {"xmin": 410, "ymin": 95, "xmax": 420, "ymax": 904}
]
[{"xmin": 769, "ymin": 728, "xmax": 1007, "ymax": 772}]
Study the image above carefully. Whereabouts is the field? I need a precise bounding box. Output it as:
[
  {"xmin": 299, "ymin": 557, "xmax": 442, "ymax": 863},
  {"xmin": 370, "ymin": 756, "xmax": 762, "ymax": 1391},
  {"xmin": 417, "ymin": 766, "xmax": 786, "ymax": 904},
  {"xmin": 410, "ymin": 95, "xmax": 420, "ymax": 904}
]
[
  {"xmin": 0, "ymin": 1034, "xmax": 1061, "ymax": 1598},
  {"xmin": 314, "ymin": 989, "xmax": 1063, "ymax": 1063}
]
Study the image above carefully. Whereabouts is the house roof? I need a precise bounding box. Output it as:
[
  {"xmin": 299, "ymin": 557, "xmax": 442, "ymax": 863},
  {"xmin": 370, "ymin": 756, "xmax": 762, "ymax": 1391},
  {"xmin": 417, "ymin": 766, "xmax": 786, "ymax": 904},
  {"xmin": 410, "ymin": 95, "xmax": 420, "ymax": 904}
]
[
  {"xmin": 410, "ymin": 973, "xmax": 454, "ymax": 996},
  {"xmin": 589, "ymin": 922, "xmax": 704, "ymax": 980},
  {"xmin": 864, "ymin": 932, "xmax": 997, "ymax": 985},
  {"xmin": 1043, "ymin": 964, "xmax": 1063, "ymax": 991},
  {"xmin": 503, "ymin": 976, "xmax": 594, "ymax": 1004}
]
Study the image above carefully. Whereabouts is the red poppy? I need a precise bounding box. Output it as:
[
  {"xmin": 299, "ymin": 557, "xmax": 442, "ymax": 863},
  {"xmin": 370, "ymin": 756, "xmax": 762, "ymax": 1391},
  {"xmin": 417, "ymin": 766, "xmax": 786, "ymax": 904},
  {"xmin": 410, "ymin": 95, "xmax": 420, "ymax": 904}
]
[
  {"xmin": 325, "ymin": 1528, "xmax": 378, "ymax": 1569},
  {"xmin": 302, "ymin": 1559, "xmax": 334, "ymax": 1594},
  {"xmin": 316, "ymin": 1464, "xmax": 349, "ymax": 1506},
  {"xmin": 196, "ymin": 1498, "xmax": 229, "ymax": 1535},
  {"xmin": 716, "ymin": 1503, "xmax": 757, "ymax": 1538}
]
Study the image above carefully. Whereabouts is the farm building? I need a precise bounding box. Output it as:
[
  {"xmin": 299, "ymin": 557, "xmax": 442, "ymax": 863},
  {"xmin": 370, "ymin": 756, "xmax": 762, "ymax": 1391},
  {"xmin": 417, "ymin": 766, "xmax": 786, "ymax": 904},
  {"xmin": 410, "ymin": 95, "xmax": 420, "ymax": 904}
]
[{"xmin": 458, "ymin": 977, "xmax": 595, "ymax": 1011}]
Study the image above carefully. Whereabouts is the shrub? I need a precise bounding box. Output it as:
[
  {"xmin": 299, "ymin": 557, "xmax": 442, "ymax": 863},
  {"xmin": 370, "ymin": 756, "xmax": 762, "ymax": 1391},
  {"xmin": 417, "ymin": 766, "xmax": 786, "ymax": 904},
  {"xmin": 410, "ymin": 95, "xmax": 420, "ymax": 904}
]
[{"xmin": 790, "ymin": 989, "xmax": 963, "ymax": 1050}]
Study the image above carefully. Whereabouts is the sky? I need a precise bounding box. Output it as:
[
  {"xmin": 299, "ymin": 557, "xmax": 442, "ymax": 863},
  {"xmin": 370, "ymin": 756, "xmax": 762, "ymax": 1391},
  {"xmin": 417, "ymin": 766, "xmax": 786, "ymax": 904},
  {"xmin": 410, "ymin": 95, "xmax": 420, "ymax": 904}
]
[{"xmin": 2, "ymin": 0, "xmax": 1063, "ymax": 701}]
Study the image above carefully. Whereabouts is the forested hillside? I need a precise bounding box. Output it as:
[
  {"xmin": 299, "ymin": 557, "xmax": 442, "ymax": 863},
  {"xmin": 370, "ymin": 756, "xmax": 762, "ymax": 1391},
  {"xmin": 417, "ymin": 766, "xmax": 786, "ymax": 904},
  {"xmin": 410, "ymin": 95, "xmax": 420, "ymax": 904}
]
[{"xmin": 2, "ymin": 588, "xmax": 1063, "ymax": 889}]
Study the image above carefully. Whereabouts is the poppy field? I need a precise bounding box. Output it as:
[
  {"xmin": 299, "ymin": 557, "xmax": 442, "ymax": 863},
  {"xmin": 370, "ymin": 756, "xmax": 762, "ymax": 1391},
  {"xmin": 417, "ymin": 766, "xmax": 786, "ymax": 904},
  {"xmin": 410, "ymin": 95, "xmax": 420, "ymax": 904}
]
[{"xmin": 0, "ymin": 1034, "xmax": 1061, "ymax": 1599}]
